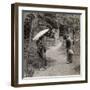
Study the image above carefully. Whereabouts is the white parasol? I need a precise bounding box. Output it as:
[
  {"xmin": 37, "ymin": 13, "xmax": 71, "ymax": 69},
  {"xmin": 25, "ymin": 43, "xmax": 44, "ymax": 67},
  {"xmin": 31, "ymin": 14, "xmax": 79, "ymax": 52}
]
[{"xmin": 33, "ymin": 29, "xmax": 49, "ymax": 41}]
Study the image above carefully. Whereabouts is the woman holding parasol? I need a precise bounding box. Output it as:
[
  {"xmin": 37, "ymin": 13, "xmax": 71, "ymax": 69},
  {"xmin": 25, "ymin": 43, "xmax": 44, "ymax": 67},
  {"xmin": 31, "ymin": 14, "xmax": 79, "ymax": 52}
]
[{"xmin": 33, "ymin": 29, "xmax": 49, "ymax": 69}]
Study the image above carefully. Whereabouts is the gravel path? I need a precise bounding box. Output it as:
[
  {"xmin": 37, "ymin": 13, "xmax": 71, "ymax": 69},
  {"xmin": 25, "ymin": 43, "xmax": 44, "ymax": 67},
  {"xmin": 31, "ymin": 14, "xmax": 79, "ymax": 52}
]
[{"xmin": 33, "ymin": 41, "xmax": 79, "ymax": 77}]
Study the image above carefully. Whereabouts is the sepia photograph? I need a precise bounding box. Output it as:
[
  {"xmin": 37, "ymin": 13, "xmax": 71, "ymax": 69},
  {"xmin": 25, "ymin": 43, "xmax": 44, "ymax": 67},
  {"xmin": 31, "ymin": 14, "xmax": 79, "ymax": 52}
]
[
  {"xmin": 23, "ymin": 11, "xmax": 80, "ymax": 78},
  {"xmin": 11, "ymin": 3, "xmax": 87, "ymax": 87}
]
